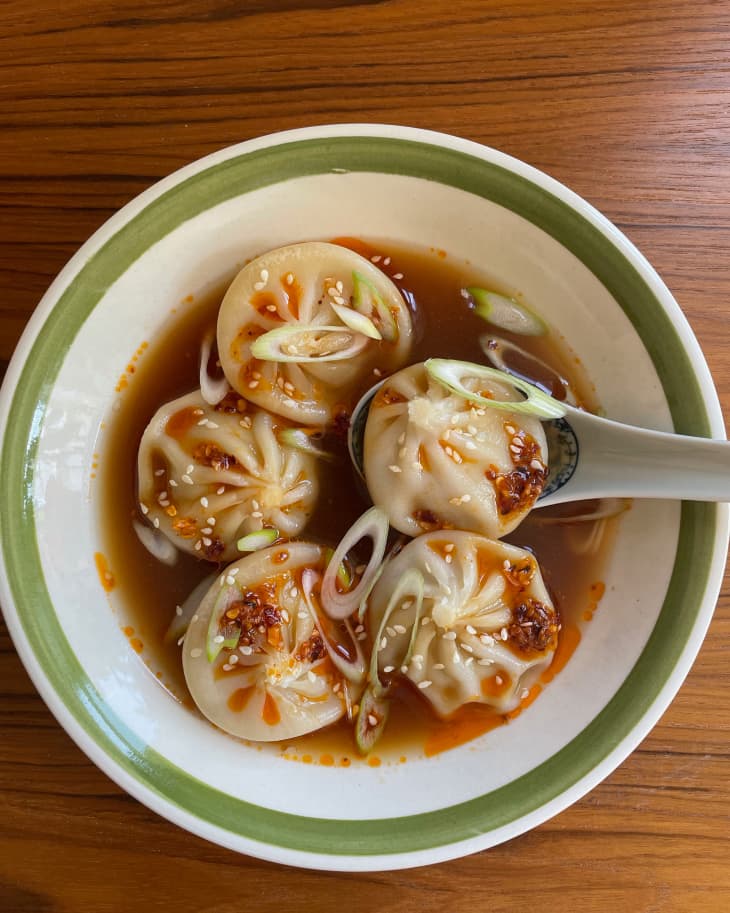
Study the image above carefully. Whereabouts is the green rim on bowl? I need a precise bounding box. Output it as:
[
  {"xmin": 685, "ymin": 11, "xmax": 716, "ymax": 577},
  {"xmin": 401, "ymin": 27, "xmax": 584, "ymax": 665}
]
[{"xmin": 0, "ymin": 136, "xmax": 716, "ymax": 856}]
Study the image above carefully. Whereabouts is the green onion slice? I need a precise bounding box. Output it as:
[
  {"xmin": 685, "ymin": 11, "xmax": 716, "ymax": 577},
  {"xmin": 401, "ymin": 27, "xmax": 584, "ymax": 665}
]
[
  {"xmin": 425, "ymin": 358, "xmax": 567, "ymax": 420},
  {"xmin": 250, "ymin": 324, "xmax": 370, "ymax": 363},
  {"xmin": 237, "ymin": 528, "xmax": 279, "ymax": 552},
  {"xmin": 355, "ymin": 684, "xmax": 391, "ymax": 755},
  {"xmin": 278, "ymin": 428, "xmax": 334, "ymax": 462},
  {"xmin": 301, "ymin": 569, "xmax": 366, "ymax": 684},
  {"xmin": 468, "ymin": 287, "xmax": 547, "ymax": 336},
  {"xmin": 331, "ymin": 302, "xmax": 382, "ymax": 340},
  {"xmin": 352, "ymin": 271, "xmax": 398, "ymax": 341},
  {"xmin": 206, "ymin": 585, "xmax": 242, "ymax": 663},
  {"xmin": 369, "ymin": 568, "xmax": 424, "ymax": 697}
]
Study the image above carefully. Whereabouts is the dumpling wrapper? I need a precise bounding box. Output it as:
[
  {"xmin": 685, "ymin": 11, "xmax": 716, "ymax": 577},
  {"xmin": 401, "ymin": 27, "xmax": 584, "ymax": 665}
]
[
  {"xmin": 138, "ymin": 390, "xmax": 318, "ymax": 562},
  {"xmin": 217, "ymin": 241, "xmax": 414, "ymax": 426},
  {"xmin": 367, "ymin": 531, "xmax": 559, "ymax": 716},
  {"xmin": 363, "ymin": 362, "xmax": 548, "ymax": 539},
  {"xmin": 183, "ymin": 543, "xmax": 346, "ymax": 741}
]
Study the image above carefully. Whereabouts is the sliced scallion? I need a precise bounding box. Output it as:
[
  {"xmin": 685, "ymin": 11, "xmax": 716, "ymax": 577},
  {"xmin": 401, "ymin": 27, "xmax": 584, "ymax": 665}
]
[
  {"xmin": 352, "ymin": 271, "xmax": 398, "ymax": 341},
  {"xmin": 301, "ymin": 569, "xmax": 366, "ymax": 684},
  {"xmin": 277, "ymin": 428, "xmax": 334, "ymax": 462},
  {"xmin": 369, "ymin": 568, "xmax": 424, "ymax": 696},
  {"xmin": 425, "ymin": 358, "xmax": 567, "ymax": 420},
  {"xmin": 331, "ymin": 302, "xmax": 382, "ymax": 340},
  {"xmin": 355, "ymin": 684, "xmax": 391, "ymax": 755},
  {"xmin": 237, "ymin": 528, "xmax": 279, "ymax": 552},
  {"xmin": 468, "ymin": 287, "xmax": 547, "ymax": 336},
  {"xmin": 133, "ymin": 519, "xmax": 178, "ymax": 566},
  {"xmin": 250, "ymin": 324, "xmax": 369, "ymax": 363}
]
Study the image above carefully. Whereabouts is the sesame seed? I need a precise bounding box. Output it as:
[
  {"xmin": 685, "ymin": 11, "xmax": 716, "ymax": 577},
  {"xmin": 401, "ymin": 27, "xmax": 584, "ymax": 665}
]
[
  {"xmin": 207, "ymin": 517, "xmax": 216, "ymax": 525},
  {"xmin": 452, "ymin": 451, "xmax": 463, "ymax": 464},
  {"xmin": 398, "ymin": 447, "xmax": 407, "ymax": 459},
  {"xmin": 393, "ymin": 624, "xmax": 406, "ymax": 634},
  {"xmin": 373, "ymin": 368, "xmax": 382, "ymax": 377},
  {"xmin": 465, "ymin": 441, "xmax": 477, "ymax": 450},
  {"xmin": 201, "ymin": 497, "xmax": 209, "ymax": 508},
  {"xmin": 421, "ymin": 617, "xmax": 431, "ymax": 626},
  {"xmin": 371, "ymin": 255, "xmax": 381, "ymax": 263},
  {"xmin": 355, "ymin": 564, "xmax": 366, "ymax": 575},
  {"xmin": 153, "ymin": 518, "xmax": 160, "ymax": 529},
  {"xmin": 503, "ymin": 559, "xmax": 511, "ymax": 570},
  {"xmin": 334, "ymin": 295, "xmax": 346, "ymax": 306},
  {"xmin": 225, "ymin": 575, "xmax": 235, "ymax": 585},
  {"xmin": 190, "ymin": 648, "xmax": 202, "ymax": 658},
  {"xmin": 216, "ymin": 486, "xmax": 225, "ymax": 495},
  {"xmin": 307, "ymin": 670, "xmax": 316, "ymax": 683},
  {"xmin": 194, "ymin": 539, "xmax": 202, "ymax": 550},
  {"xmin": 286, "ymin": 273, "xmax": 294, "ymax": 285},
  {"xmin": 357, "ymin": 632, "xmax": 368, "ymax": 641},
  {"xmin": 411, "ymin": 654, "xmax": 423, "ymax": 664},
  {"xmin": 388, "ymin": 465, "xmax": 402, "ymax": 473},
  {"xmin": 240, "ymin": 644, "xmax": 253, "ymax": 655},
  {"xmin": 386, "ymin": 626, "xmax": 396, "ymax": 637},
  {"xmin": 495, "ymin": 675, "xmax": 503, "ymax": 685},
  {"xmin": 417, "ymin": 680, "xmax": 432, "ymax": 690},
  {"xmin": 197, "ymin": 418, "xmax": 208, "ymax": 426},
  {"xmin": 260, "ymin": 269, "xmax": 269, "ymax": 282},
  {"xmin": 229, "ymin": 654, "xmax": 239, "ymax": 665},
  {"xmin": 444, "ymin": 543, "xmax": 455, "ymax": 553},
  {"xmin": 501, "ymin": 628, "xmax": 509, "ymax": 641},
  {"xmin": 289, "ymin": 586, "xmax": 298, "ymax": 598},
  {"xmin": 240, "ymin": 416, "xmax": 252, "ymax": 429},
  {"xmin": 505, "ymin": 424, "xmax": 516, "ymax": 435},
  {"xmin": 445, "ymin": 554, "xmax": 452, "ymax": 564},
  {"xmin": 327, "ymin": 287, "xmax": 338, "ymax": 298},
  {"xmin": 478, "ymin": 658, "xmax": 493, "ymax": 666},
  {"xmin": 201, "ymin": 527, "xmax": 212, "ymax": 535},
  {"xmin": 355, "ymin": 624, "xmax": 364, "ymax": 634},
  {"xmin": 521, "ymin": 688, "xmax": 530, "ymax": 699},
  {"xmin": 530, "ymin": 459, "xmax": 543, "ymax": 470},
  {"xmin": 202, "ymin": 537, "xmax": 212, "ymax": 547},
  {"xmin": 140, "ymin": 503, "xmax": 149, "ymax": 514},
  {"xmin": 251, "ymin": 511, "xmax": 263, "ymax": 519},
  {"xmin": 181, "ymin": 474, "xmax": 193, "ymax": 485},
  {"xmin": 465, "ymin": 657, "xmax": 474, "ymax": 666},
  {"xmin": 442, "ymin": 631, "xmax": 457, "ymax": 641},
  {"xmin": 177, "ymin": 635, "xmax": 185, "ymax": 646},
  {"xmin": 191, "ymin": 615, "xmax": 199, "ymax": 623},
  {"xmin": 444, "ymin": 445, "xmax": 453, "ymax": 456},
  {"xmin": 213, "ymin": 635, "xmax": 224, "ymax": 645},
  {"xmin": 380, "ymin": 637, "xmax": 387, "ymax": 649},
  {"xmin": 433, "ymin": 663, "xmax": 445, "ymax": 670},
  {"xmin": 175, "ymin": 605, "xmax": 183, "ymax": 616},
  {"xmin": 397, "ymin": 433, "xmax": 406, "ymax": 445},
  {"xmin": 466, "ymin": 624, "xmax": 477, "ymax": 635},
  {"xmin": 253, "ymin": 281, "xmax": 265, "ymax": 291},
  {"xmin": 266, "ymin": 304, "xmax": 277, "ymax": 312},
  {"xmin": 169, "ymin": 479, "xmax": 178, "ymax": 488},
  {"xmin": 384, "ymin": 665, "xmax": 395, "ymax": 673},
  {"xmin": 333, "ymin": 682, "xmax": 341, "ymax": 692},
  {"xmin": 367, "ymin": 713, "xmax": 378, "ymax": 727},
  {"xmin": 461, "ymin": 643, "xmax": 474, "ymax": 653},
  {"xmin": 222, "ymin": 663, "xmax": 232, "ymax": 672},
  {"xmin": 252, "ymin": 499, "xmax": 259, "ymax": 510},
  {"xmin": 154, "ymin": 469, "xmax": 165, "ymax": 477},
  {"xmin": 383, "ymin": 256, "xmax": 391, "ymax": 266},
  {"xmin": 248, "ymin": 380, "xmax": 259, "ymax": 389},
  {"xmin": 462, "ymin": 494, "xmax": 471, "ymax": 503},
  {"xmin": 281, "ymin": 610, "xmax": 290, "ymax": 623},
  {"xmin": 393, "ymin": 272, "xmax": 404, "ymax": 280}
]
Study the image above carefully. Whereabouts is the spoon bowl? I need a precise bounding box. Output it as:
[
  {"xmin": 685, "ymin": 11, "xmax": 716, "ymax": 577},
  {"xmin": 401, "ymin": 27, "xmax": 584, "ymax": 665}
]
[{"xmin": 348, "ymin": 378, "xmax": 730, "ymax": 508}]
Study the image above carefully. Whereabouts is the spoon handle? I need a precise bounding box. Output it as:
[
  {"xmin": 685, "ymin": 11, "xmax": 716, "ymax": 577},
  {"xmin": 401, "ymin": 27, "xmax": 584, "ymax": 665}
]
[{"xmin": 540, "ymin": 408, "xmax": 730, "ymax": 507}]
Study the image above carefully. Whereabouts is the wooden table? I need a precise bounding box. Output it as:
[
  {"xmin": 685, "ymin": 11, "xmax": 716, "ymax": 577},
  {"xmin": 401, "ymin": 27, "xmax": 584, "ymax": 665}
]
[{"xmin": 1, "ymin": 1, "xmax": 728, "ymax": 909}]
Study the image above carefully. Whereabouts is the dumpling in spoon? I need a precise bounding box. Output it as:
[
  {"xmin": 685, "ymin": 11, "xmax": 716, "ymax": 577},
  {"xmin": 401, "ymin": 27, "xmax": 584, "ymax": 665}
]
[
  {"xmin": 363, "ymin": 360, "xmax": 551, "ymax": 539},
  {"xmin": 217, "ymin": 241, "xmax": 414, "ymax": 427},
  {"xmin": 367, "ymin": 531, "xmax": 559, "ymax": 716},
  {"xmin": 137, "ymin": 390, "xmax": 319, "ymax": 562},
  {"xmin": 183, "ymin": 543, "xmax": 364, "ymax": 741}
]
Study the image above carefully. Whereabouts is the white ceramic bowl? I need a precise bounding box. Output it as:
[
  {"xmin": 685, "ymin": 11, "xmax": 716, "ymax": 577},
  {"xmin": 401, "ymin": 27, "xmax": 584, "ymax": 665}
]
[{"xmin": 0, "ymin": 125, "xmax": 727, "ymax": 871}]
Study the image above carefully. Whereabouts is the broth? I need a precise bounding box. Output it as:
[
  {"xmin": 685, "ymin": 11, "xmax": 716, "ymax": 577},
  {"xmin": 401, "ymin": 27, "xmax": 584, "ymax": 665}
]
[{"xmin": 98, "ymin": 239, "xmax": 617, "ymax": 762}]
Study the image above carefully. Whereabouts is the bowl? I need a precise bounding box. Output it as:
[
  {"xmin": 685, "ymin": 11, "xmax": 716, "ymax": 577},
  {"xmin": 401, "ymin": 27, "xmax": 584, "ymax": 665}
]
[{"xmin": 0, "ymin": 124, "xmax": 727, "ymax": 871}]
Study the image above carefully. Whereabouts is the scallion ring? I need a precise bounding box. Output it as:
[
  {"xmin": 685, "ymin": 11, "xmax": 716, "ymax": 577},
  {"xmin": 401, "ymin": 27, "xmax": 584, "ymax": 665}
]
[{"xmin": 250, "ymin": 324, "xmax": 370, "ymax": 363}]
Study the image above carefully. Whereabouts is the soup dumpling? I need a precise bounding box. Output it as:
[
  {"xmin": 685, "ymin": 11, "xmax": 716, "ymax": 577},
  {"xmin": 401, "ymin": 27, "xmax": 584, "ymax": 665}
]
[
  {"xmin": 367, "ymin": 531, "xmax": 559, "ymax": 716},
  {"xmin": 363, "ymin": 362, "xmax": 548, "ymax": 539},
  {"xmin": 217, "ymin": 242, "xmax": 414, "ymax": 426},
  {"xmin": 183, "ymin": 543, "xmax": 350, "ymax": 741},
  {"xmin": 137, "ymin": 390, "xmax": 318, "ymax": 562}
]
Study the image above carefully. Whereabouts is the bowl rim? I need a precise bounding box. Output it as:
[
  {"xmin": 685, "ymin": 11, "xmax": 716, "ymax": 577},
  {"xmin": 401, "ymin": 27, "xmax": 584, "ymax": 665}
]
[{"xmin": 0, "ymin": 123, "xmax": 727, "ymax": 871}]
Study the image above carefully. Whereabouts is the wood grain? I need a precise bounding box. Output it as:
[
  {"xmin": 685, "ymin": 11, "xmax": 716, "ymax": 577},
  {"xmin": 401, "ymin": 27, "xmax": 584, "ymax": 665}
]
[{"xmin": 1, "ymin": 1, "xmax": 728, "ymax": 909}]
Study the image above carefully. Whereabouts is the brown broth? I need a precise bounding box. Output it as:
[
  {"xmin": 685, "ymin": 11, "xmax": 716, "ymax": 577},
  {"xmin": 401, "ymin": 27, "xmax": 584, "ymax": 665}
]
[{"xmin": 98, "ymin": 240, "xmax": 616, "ymax": 760}]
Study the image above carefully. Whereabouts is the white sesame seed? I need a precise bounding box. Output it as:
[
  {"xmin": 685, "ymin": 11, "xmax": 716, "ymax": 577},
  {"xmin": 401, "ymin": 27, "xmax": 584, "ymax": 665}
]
[
  {"xmin": 397, "ymin": 432, "xmax": 406, "ymax": 445},
  {"xmin": 465, "ymin": 441, "xmax": 477, "ymax": 450},
  {"xmin": 181, "ymin": 474, "xmax": 193, "ymax": 485},
  {"xmin": 521, "ymin": 688, "xmax": 530, "ymax": 700},
  {"xmin": 175, "ymin": 605, "xmax": 183, "ymax": 616},
  {"xmin": 393, "ymin": 272, "xmax": 404, "ymax": 280},
  {"xmin": 194, "ymin": 539, "xmax": 202, "ymax": 550},
  {"xmin": 140, "ymin": 503, "xmax": 149, "ymax": 515},
  {"xmin": 443, "ymin": 631, "xmax": 457, "ymax": 641},
  {"xmin": 400, "ymin": 665, "xmax": 408, "ymax": 674},
  {"xmin": 253, "ymin": 281, "xmax": 265, "ymax": 291},
  {"xmin": 240, "ymin": 416, "xmax": 252, "ymax": 429},
  {"xmin": 380, "ymin": 637, "xmax": 387, "ymax": 650},
  {"xmin": 393, "ymin": 624, "xmax": 406, "ymax": 634},
  {"xmin": 445, "ymin": 554, "xmax": 452, "ymax": 564},
  {"xmin": 461, "ymin": 642, "xmax": 474, "ymax": 653},
  {"xmin": 251, "ymin": 511, "xmax": 263, "ymax": 519},
  {"xmin": 357, "ymin": 632, "xmax": 368, "ymax": 641},
  {"xmin": 216, "ymin": 485, "xmax": 226, "ymax": 494},
  {"xmin": 505, "ymin": 424, "xmax": 516, "ymax": 435},
  {"xmin": 289, "ymin": 586, "xmax": 298, "ymax": 598},
  {"xmin": 444, "ymin": 543, "xmax": 455, "ymax": 553},
  {"xmin": 190, "ymin": 648, "xmax": 202, "ymax": 658},
  {"xmin": 240, "ymin": 644, "xmax": 253, "ymax": 655},
  {"xmin": 478, "ymin": 658, "xmax": 493, "ymax": 666},
  {"xmin": 444, "ymin": 445, "xmax": 453, "ymax": 456},
  {"xmin": 307, "ymin": 670, "xmax": 316, "ymax": 683},
  {"xmin": 229, "ymin": 654, "xmax": 239, "ymax": 665},
  {"xmin": 230, "ymin": 568, "xmax": 239, "ymax": 576},
  {"xmin": 266, "ymin": 304, "xmax": 277, "ymax": 312},
  {"xmin": 281, "ymin": 610, "xmax": 290, "ymax": 623},
  {"xmin": 207, "ymin": 517, "xmax": 216, "ymax": 525},
  {"xmin": 501, "ymin": 628, "xmax": 509, "ymax": 641},
  {"xmin": 169, "ymin": 479, "xmax": 178, "ymax": 487},
  {"xmin": 248, "ymin": 380, "xmax": 259, "ymax": 389},
  {"xmin": 495, "ymin": 675, "xmax": 504, "ymax": 685},
  {"xmin": 386, "ymin": 626, "xmax": 396, "ymax": 637},
  {"xmin": 153, "ymin": 518, "xmax": 160, "ymax": 529},
  {"xmin": 154, "ymin": 468, "xmax": 165, "ymax": 477},
  {"xmin": 383, "ymin": 256, "xmax": 391, "ymax": 266},
  {"xmin": 371, "ymin": 255, "xmax": 381, "ymax": 263},
  {"xmin": 421, "ymin": 616, "xmax": 431, "ymax": 626},
  {"xmin": 202, "ymin": 537, "xmax": 212, "ymax": 547},
  {"xmin": 411, "ymin": 654, "xmax": 423, "ymax": 663},
  {"xmin": 530, "ymin": 459, "xmax": 543, "ymax": 470},
  {"xmin": 388, "ymin": 465, "xmax": 402, "ymax": 473},
  {"xmin": 286, "ymin": 273, "xmax": 294, "ymax": 285},
  {"xmin": 384, "ymin": 665, "xmax": 395, "ymax": 673},
  {"xmin": 466, "ymin": 624, "xmax": 477, "ymax": 635},
  {"xmin": 222, "ymin": 663, "xmax": 232, "ymax": 672},
  {"xmin": 503, "ymin": 559, "xmax": 511, "ymax": 570},
  {"xmin": 367, "ymin": 713, "xmax": 378, "ymax": 727},
  {"xmin": 355, "ymin": 624, "xmax": 364, "ymax": 634},
  {"xmin": 417, "ymin": 680, "xmax": 432, "ymax": 690},
  {"xmin": 462, "ymin": 494, "xmax": 471, "ymax": 502},
  {"xmin": 333, "ymin": 682, "xmax": 341, "ymax": 692},
  {"xmin": 177, "ymin": 635, "xmax": 185, "ymax": 646},
  {"xmin": 225, "ymin": 575, "xmax": 235, "ymax": 585},
  {"xmin": 373, "ymin": 368, "xmax": 382, "ymax": 377},
  {"xmin": 213, "ymin": 634, "xmax": 224, "ymax": 644},
  {"xmin": 200, "ymin": 497, "xmax": 209, "ymax": 508},
  {"xmin": 433, "ymin": 663, "xmax": 445, "ymax": 671},
  {"xmin": 201, "ymin": 527, "xmax": 213, "ymax": 535},
  {"xmin": 465, "ymin": 657, "xmax": 474, "ymax": 666}
]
